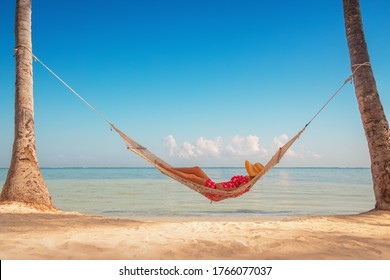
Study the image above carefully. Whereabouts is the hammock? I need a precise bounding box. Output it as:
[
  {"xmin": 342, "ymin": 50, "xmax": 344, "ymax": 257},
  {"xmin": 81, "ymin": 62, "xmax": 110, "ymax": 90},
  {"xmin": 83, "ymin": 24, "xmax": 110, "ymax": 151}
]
[
  {"xmin": 32, "ymin": 54, "xmax": 362, "ymax": 202},
  {"xmin": 111, "ymin": 124, "xmax": 305, "ymax": 201}
]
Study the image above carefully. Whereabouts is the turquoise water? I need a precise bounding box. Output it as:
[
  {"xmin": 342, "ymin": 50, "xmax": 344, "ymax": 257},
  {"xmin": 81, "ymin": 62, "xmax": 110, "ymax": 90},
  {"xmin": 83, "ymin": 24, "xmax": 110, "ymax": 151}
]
[{"xmin": 0, "ymin": 167, "xmax": 375, "ymax": 220}]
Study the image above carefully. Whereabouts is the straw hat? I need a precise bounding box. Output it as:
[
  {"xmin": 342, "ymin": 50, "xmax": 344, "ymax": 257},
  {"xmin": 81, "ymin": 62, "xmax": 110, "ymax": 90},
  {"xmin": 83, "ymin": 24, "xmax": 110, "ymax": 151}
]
[{"xmin": 245, "ymin": 160, "xmax": 264, "ymax": 177}]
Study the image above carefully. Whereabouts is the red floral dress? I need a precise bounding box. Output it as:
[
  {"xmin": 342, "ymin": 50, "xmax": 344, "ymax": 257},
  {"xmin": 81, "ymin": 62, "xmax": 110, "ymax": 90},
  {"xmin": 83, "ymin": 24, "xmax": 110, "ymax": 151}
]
[{"xmin": 204, "ymin": 175, "xmax": 250, "ymax": 201}]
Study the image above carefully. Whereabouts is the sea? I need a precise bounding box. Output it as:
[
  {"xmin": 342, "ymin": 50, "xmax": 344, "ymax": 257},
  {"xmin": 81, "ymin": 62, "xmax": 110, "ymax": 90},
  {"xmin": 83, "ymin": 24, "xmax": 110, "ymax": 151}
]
[{"xmin": 0, "ymin": 167, "xmax": 375, "ymax": 220}]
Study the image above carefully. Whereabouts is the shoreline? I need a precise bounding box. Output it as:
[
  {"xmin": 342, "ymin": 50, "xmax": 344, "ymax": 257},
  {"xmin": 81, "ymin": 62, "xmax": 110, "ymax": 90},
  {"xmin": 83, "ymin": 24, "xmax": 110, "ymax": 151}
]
[{"xmin": 1, "ymin": 203, "xmax": 389, "ymax": 260}]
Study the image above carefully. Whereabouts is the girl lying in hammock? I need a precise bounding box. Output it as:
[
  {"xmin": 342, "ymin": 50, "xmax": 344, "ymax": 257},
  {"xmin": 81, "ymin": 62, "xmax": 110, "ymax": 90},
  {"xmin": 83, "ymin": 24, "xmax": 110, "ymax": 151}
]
[{"xmin": 156, "ymin": 160, "xmax": 264, "ymax": 191}]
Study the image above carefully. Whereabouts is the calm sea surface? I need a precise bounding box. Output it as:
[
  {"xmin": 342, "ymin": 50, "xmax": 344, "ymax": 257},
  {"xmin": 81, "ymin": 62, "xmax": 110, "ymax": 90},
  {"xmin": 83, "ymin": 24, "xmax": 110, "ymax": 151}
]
[{"xmin": 0, "ymin": 167, "xmax": 374, "ymax": 220}]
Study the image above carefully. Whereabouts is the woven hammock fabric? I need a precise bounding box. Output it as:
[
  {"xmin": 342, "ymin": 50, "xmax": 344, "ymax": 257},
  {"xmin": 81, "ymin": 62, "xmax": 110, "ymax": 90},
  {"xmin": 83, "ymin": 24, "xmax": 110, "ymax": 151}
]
[{"xmin": 111, "ymin": 125, "xmax": 305, "ymax": 202}]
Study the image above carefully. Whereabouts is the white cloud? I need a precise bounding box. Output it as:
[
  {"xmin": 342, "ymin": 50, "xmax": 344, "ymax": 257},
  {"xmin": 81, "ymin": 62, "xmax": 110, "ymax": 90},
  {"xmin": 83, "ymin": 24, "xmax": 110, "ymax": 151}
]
[
  {"xmin": 224, "ymin": 135, "xmax": 267, "ymax": 156},
  {"xmin": 195, "ymin": 136, "xmax": 222, "ymax": 157},
  {"xmin": 273, "ymin": 134, "xmax": 299, "ymax": 158},
  {"xmin": 164, "ymin": 135, "xmax": 177, "ymax": 156},
  {"xmin": 163, "ymin": 133, "xmax": 322, "ymax": 164},
  {"xmin": 164, "ymin": 134, "xmax": 267, "ymax": 159},
  {"xmin": 178, "ymin": 141, "xmax": 199, "ymax": 158},
  {"xmin": 164, "ymin": 135, "xmax": 222, "ymax": 158},
  {"xmin": 273, "ymin": 134, "xmax": 289, "ymax": 147}
]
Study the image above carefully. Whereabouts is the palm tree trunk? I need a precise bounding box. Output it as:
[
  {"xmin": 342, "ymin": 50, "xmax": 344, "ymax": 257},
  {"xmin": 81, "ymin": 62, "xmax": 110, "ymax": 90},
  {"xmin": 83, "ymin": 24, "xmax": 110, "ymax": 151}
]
[
  {"xmin": 343, "ymin": 0, "xmax": 390, "ymax": 210},
  {"xmin": 1, "ymin": 0, "xmax": 54, "ymax": 210}
]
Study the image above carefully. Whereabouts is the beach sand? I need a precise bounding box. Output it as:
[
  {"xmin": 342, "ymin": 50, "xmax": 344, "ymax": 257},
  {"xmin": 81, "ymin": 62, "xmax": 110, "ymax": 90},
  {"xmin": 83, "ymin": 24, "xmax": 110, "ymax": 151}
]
[{"xmin": 0, "ymin": 202, "xmax": 389, "ymax": 260}]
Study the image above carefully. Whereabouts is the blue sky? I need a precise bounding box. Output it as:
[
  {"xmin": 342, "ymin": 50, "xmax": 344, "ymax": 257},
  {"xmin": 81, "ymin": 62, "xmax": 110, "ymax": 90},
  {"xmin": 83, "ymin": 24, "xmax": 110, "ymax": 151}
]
[{"xmin": 1, "ymin": 0, "xmax": 389, "ymax": 168}]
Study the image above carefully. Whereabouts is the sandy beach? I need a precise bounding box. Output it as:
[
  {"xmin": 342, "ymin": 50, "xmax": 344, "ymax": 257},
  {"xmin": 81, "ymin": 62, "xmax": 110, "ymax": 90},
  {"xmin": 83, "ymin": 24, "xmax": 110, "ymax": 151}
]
[{"xmin": 0, "ymin": 202, "xmax": 389, "ymax": 260}]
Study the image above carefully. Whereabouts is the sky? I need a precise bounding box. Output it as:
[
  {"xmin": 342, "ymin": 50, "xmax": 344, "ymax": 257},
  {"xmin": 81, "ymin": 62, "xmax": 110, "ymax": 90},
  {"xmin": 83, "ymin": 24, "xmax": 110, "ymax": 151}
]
[{"xmin": 1, "ymin": 0, "xmax": 389, "ymax": 168}]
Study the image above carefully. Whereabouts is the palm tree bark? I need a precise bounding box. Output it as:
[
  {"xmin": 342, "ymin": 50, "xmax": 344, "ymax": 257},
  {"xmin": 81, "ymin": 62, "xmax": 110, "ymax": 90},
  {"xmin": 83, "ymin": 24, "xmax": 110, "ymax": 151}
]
[
  {"xmin": 343, "ymin": 0, "xmax": 390, "ymax": 210},
  {"xmin": 1, "ymin": 0, "xmax": 54, "ymax": 209}
]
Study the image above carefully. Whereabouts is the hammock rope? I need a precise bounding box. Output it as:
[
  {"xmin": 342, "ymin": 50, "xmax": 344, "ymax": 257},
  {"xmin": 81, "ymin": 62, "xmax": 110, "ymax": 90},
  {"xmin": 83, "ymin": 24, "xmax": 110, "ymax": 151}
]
[
  {"xmin": 32, "ymin": 53, "xmax": 366, "ymax": 201},
  {"xmin": 32, "ymin": 54, "xmax": 113, "ymax": 126}
]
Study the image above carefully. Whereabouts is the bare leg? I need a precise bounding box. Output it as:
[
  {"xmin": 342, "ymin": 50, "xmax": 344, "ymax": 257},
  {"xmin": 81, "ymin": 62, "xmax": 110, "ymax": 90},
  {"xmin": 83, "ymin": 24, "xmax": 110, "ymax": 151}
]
[
  {"xmin": 172, "ymin": 166, "xmax": 209, "ymax": 180},
  {"xmin": 155, "ymin": 161, "xmax": 247, "ymax": 191},
  {"xmin": 155, "ymin": 162, "xmax": 209, "ymax": 186}
]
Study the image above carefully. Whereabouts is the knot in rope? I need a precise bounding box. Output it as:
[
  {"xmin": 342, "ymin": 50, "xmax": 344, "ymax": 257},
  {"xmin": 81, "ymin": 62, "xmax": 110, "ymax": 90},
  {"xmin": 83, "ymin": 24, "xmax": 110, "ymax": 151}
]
[
  {"xmin": 14, "ymin": 45, "xmax": 32, "ymax": 55},
  {"xmin": 351, "ymin": 62, "xmax": 371, "ymax": 74}
]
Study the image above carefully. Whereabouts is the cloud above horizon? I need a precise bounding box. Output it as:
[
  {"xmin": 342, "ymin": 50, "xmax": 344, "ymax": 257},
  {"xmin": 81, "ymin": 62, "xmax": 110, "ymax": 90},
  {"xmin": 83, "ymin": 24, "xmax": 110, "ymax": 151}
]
[
  {"xmin": 164, "ymin": 135, "xmax": 223, "ymax": 159},
  {"xmin": 164, "ymin": 134, "xmax": 268, "ymax": 159},
  {"xmin": 272, "ymin": 134, "xmax": 299, "ymax": 157},
  {"xmin": 163, "ymin": 133, "xmax": 321, "ymax": 162},
  {"xmin": 225, "ymin": 135, "xmax": 267, "ymax": 157}
]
